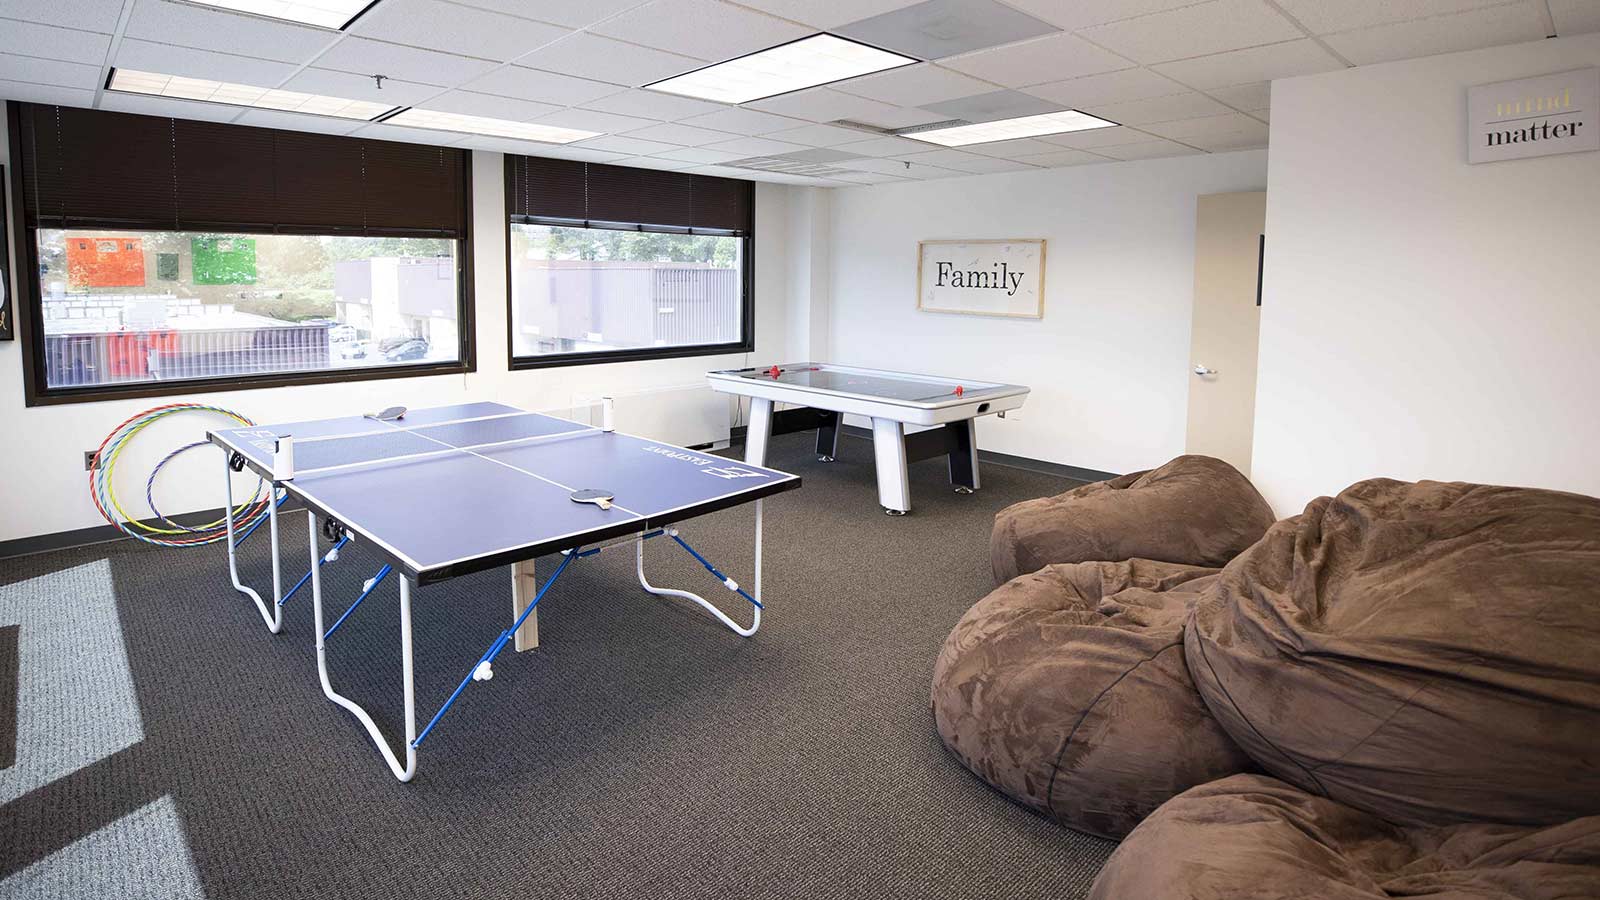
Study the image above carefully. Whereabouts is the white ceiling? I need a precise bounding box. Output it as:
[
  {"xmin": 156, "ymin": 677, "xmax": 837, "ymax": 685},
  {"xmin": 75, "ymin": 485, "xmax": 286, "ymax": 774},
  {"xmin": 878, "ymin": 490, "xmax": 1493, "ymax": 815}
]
[{"xmin": 0, "ymin": 0, "xmax": 1592, "ymax": 187}]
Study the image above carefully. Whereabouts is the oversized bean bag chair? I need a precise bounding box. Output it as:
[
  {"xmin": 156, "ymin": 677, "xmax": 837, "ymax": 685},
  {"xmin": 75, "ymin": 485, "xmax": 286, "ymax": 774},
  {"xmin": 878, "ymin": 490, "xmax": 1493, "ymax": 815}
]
[
  {"xmin": 990, "ymin": 455, "xmax": 1274, "ymax": 585},
  {"xmin": 1187, "ymin": 478, "xmax": 1600, "ymax": 827},
  {"xmin": 1089, "ymin": 774, "xmax": 1600, "ymax": 900},
  {"xmin": 932, "ymin": 559, "xmax": 1256, "ymax": 839}
]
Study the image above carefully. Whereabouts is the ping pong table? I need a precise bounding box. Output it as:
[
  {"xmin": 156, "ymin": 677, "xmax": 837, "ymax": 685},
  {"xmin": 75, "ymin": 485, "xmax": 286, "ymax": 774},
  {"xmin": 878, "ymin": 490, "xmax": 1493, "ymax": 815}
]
[{"xmin": 208, "ymin": 401, "xmax": 799, "ymax": 781}]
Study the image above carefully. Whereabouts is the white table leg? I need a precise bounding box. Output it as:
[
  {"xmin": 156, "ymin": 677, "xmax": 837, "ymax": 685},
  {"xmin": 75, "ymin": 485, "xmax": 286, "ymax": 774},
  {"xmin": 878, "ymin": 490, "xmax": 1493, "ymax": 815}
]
[
  {"xmin": 871, "ymin": 417, "xmax": 911, "ymax": 515},
  {"xmin": 512, "ymin": 559, "xmax": 539, "ymax": 652},
  {"xmin": 222, "ymin": 448, "xmax": 283, "ymax": 634},
  {"xmin": 744, "ymin": 398, "xmax": 773, "ymax": 465}
]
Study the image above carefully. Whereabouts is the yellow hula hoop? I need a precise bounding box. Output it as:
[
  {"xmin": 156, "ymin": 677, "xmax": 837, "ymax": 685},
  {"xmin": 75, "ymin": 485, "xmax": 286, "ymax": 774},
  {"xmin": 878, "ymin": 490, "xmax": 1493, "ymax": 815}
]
[{"xmin": 103, "ymin": 407, "xmax": 264, "ymax": 536}]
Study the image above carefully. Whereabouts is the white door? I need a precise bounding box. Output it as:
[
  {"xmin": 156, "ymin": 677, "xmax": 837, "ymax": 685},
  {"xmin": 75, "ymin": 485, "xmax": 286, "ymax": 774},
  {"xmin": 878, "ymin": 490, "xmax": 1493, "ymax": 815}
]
[{"xmin": 1185, "ymin": 191, "xmax": 1266, "ymax": 475}]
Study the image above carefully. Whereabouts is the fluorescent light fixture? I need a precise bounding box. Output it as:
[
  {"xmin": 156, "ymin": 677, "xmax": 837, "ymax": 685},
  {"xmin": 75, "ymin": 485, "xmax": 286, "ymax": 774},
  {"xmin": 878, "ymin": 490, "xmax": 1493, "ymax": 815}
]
[
  {"xmin": 645, "ymin": 34, "xmax": 916, "ymax": 105},
  {"xmin": 183, "ymin": 0, "xmax": 374, "ymax": 30},
  {"xmin": 383, "ymin": 108, "xmax": 600, "ymax": 144},
  {"xmin": 108, "ymin": 68, "xmax": 396, "ymax": 120},
  {"xmin": 900, "ymin": 110, "xmax": 1118, "ymax": 146}
]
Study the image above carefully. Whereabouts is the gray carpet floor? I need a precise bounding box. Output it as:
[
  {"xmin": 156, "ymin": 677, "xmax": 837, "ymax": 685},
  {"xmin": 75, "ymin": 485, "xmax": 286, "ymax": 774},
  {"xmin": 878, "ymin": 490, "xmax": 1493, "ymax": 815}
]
[{"xmin": 0, "ymin": 432, "xmax": 1115, "ymax": 899}]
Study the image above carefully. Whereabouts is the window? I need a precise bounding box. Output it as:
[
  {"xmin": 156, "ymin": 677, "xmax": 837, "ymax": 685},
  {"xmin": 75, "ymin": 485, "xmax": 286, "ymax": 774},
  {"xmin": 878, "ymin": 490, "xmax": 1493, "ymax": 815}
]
[
  {"xmin": 8, "ymin": 103, "xmax": 473, "ymax": 405},
  {"xmin": 506, "ymin": 156, "xmax": 753, "ymax": 368}
]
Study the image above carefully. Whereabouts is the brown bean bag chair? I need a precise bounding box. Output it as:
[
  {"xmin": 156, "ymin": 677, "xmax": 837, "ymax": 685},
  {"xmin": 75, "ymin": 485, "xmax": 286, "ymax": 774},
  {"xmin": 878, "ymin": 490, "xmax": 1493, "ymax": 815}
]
[
  {"xmin": 932, "ymin": 559, "xmax": 1255, "ymax": 839},
  {"xmin": 990, "ymin": 455, "xmax": 1275, "ymax": 585},
  {"xmin": 1188, "ymin": 478, "xmax": 1600, "ymax": 828},
  {"xmin": 1090, "ymin": 774, "xmax": 1600, "ymax": 900}
]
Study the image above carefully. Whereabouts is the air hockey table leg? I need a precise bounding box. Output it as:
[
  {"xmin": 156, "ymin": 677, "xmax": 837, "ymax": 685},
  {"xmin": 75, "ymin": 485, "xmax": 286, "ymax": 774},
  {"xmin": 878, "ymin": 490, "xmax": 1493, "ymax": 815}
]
[
  {"xmin": 512, "ymin": 559, "xmax": 539, "ymax": 652},
  {"xmin": 815, "ymin": 410, "xmax": 841, "ymax": 462},
  {"xmin": 744, "ymin": 397, "xmax": 774, "ymax": 466},
  {"xmin": 871, "ymin": 417, "xmax": 912, "ymax": 515},
  {"xmin": 947, "ymin": 419, "xmax": 980, "ymax": 494}
]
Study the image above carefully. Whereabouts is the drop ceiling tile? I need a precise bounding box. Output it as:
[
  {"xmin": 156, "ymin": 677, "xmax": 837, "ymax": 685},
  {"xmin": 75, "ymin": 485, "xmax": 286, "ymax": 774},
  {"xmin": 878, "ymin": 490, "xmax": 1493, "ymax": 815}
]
[
  {"xmin": 830, "ymin": 170, "xmax": 915, "ymax": 184},
  {"xmin": 965, "ymin": 137, "xmax": 1064, "ymax": 158},
  {"xmin": 831, "ymin": 63, "xmax": 994, "ymax": 108},
  {"xmin": 748, "ymin": 86, "xmax": 914, "ymax": 122},
  {"xmin": 899, "ymin": 148, "xmax": 1040, "ymax": 172},
  {"xmin": 1080, "ymin": 0, "xmax": 1303, "ymax": 64},
  {"xmin": 354, "ymin": 123, "xmax": 474, "ymax": 145},
  {"xmin": 1040, "ymin": 124, "xmax": 1155, "ymax": 147},
  {"xmin": 942, "ymin": 33, "xmax": 1133, "ymax": 87},
  {"xmin": 416, "ymin": 90, "xmax": 562, "ymax": 120},
  {"xmin": 1186, "ymin": 130, "xmax": 1268, "ymax": 152},
  {"xmin": 1017, "ymin": 148, "xmax": 1107, "ymax": 166},
  {"xmin": 1141, "ymin": 112, "xmax": 1266, "ymax": 140},
  {"xmin": 99, "ymin": 90, "xmax": 247, "ymax": 122},
  {"xmin": 124, "ymin": 1, "xmax": 334, "ymax": 63},
  {"xmin": 317, "ymin": 38, "xmax": 499, "ymax": 87},
  {"xmin": 651, "ymin": 146, "xmax": 746, "ymax": 163},
  {"xmin": 841, "ymin": 104, "xmax": 949, "ymax": 129},
  {"xmin": 999, "ymin": 0, "xmax": 1203, "ymax": 31},
  {"xmin": 537, "ymin": 107, "xmax": 661, "ymax": 134},
  {"xmin": 765, "ymin": 122, "xmax": 873, "ymax": 146},
  {"xmin": 839, "ymin": 156, "xmax": 941, "ymax": 175},
  {"xmin": 1094, "ymin": 138, "xmax": 1203, "ymax": 160},
  {"xmin": 683, "ymin": 107, "xmax": 804, "ymax": 135},
  {"xmin": 1085, "ymin": 90, "xmax": 1232, "ymax": 125},
  {"xmin": 233, "ymin": 109, "xmax": 368, "ymax": 134},
  {"xmin": 1154, "ymin": 39, "xmax": 1344, "ymax": 90},
  {"xmin": 465, "ymin": 66, "xmax": 625, "ymax": 106},
  {"xmin": 1024, "ymin": 67, "xmax": 1188, "ymax": 108},
  {"xmin": 0, "ymin": 53, "xmax": 101, "ymax": 89},
  {"xmin": 837, "ymin": 0, "xmax": 1059, "ymax": 60},
  {"xmin": 283, "ymin": 67, "xmax": 441, "ymax": 106},
  {"xmin": 582, "ymin": 89, "xmax": 727, "ymax": 120},
  {"xmin": 1207, "ymin": 81, "xmax": 1270, "ymax": 111},
  {"xmin": 0, "ymin": 0, "xmax": 124, "ymax": 33},
  {"xmin": 775, "ymin": 147, "xmax": 867, "ymax": 162},
  {"xmin": 446, "ymin": 0, "xmax": 648, "ymax": 29},
  {"xmin": 575, "ymin": 135, "xmax": 686, "ymax": 154},
  {"xmin": 921, "ymin": 89, "xmax": 1062, "ymax": 122},
  {"xmin": 684, "ymin": 164, "xmax": 759, "ymax": 177},
  {"xmin": 623, "ymin": 122, "xmax": 742, "ymax": 145},
  {"xmin": 112, "ymin": 40, "xmax": 295, "ymax": 87},
  {"xmin": 519, "ymin": 33, "xmax": 703, "ymax": 87},
  {"xmin": 447, "ymin": 135, "xmax": 568, "ymax": 154},
  {"xmin": 1322, "ymin": 4, "xmax": 1548, "ymax": 65},
  {"xmin": 0, "ymin": 20, "xmax": 111, "ymax": 65},
  {"xmin": 831, "ymin": 135, "xmax": 938, "ymax": 156},
  {"xmin": 1550, "ymin": 0, "xmax": 1600, "ymax": 35},
  {"xmin": 0, "ymin": 79, "xmax": 95, "ymax": 106},
  {"xmin": 732, "ymin": 0, "xmax": 922, "ymax": 29},
  {"xmin": 1273, "ymin": 0, "xmax": 1511, "ymax": 35},
  {"xmin": 617, "ymin": 155, "xmax": 700, "ymax": 170},
  {"xmin": 592, "ymin": 0, "xmax": 810, "ymax": 63},
  {"xmin": 348, "ymin": 0, "xmax": 568, "ymax": 62},
  {"xmin": 703, "ymin": 135, "xmax": 811, "ymax": 155}
]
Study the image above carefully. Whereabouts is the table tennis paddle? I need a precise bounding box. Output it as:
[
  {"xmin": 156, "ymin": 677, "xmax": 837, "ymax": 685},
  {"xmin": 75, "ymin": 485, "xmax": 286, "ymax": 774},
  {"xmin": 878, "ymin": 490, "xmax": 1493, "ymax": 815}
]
[
  {"xmin": 570, "ymin": 488, "xmax": 614, "ymax": 511},
  {"xmin": 366, "ymin": 406, "xmax": 407, "ymax": 421}
]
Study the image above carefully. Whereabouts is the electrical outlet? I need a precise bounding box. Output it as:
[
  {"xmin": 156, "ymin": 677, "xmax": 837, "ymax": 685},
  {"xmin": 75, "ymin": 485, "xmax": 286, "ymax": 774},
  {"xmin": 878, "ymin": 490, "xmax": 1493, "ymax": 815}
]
[{"xmin": 84, "ymin": 450, "xmax": 101, "ymax": 470}]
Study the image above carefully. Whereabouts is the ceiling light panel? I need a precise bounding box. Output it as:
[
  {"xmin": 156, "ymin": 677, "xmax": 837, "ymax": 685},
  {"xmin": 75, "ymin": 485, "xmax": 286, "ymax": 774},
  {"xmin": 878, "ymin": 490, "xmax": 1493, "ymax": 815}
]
[
  {"xmin": 901, "ymin": 110, "xmax": 1118, "ymax": 146},
  {"xmin": 108, "ymin": 68, "xmax": 395, "ymax": 119},
  {"xmin": 183, "ymin": 0, "xmax": 374, "ymax": 30},
  {"xmin": 645, "ymin": 34, "xmax": 916, "ymax": 105},
  {"xmin": 384, "ymin": 108, "xmax": 600, "ymax": 144}
]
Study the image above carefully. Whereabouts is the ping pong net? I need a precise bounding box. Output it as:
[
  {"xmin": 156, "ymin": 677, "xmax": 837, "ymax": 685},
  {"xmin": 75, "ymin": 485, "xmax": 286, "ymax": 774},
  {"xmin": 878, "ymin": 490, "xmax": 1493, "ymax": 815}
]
[{"xmin": 281, "ymin": 411, "xmax": 600, "ymax": 477}]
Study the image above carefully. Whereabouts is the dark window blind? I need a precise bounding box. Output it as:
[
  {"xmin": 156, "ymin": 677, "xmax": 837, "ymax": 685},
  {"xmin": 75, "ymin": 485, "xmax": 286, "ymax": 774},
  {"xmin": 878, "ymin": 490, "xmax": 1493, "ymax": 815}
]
[
  {"xmin": 506, "ymin": 154, "xmax": 752, "ymax": 234},
  {"xmin": 15, "ymin": 103, "xmax": 468, "ymax": 237}
]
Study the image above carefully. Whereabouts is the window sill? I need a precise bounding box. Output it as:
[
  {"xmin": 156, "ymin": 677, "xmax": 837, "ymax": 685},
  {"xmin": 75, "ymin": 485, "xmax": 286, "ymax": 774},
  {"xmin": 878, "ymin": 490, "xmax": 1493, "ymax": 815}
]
[
  {"xmin": 508, "ymin": 341, "xmax": 754, "ymax": 371},
  {"xmin": 24, "ymin": 359, "xmax": 476, "ymax": 407}
]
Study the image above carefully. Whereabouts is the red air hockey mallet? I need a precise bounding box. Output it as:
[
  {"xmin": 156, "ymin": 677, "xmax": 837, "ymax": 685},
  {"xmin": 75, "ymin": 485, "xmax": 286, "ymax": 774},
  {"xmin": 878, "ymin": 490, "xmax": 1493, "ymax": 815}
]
[
  {"xmin": 768, "ymin": 365, "xmax": 782, "ymax": 377},
  {"xmin": 954, "ymin": 385, "xmax": 964, "ymax": 397}
]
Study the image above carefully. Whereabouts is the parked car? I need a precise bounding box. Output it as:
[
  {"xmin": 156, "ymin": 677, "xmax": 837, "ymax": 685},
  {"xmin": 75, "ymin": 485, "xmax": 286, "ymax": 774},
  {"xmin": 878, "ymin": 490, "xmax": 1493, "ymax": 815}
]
[{"xmin": 382, "ymin": 337, "xmax": 429, "ymax": 362}]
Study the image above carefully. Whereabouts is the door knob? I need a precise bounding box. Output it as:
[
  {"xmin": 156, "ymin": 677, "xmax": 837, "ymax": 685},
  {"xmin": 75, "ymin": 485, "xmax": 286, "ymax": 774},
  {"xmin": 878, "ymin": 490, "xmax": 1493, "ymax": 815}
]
[{"xmin": 1193, "ymin": 364, "xmax": 1217, "ymax": 376}]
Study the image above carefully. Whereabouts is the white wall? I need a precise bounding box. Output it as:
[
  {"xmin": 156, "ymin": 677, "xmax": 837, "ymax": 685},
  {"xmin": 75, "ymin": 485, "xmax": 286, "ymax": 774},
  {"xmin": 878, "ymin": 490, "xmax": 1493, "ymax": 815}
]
[
  {"xmin": 0, "ymin": 123, "xmax": 789, "ymax": 543},
  {"xmin": 1252, "ymin": 33, "xmax": 1600, "ymax": 516},
  {"xmin": 825, "ymin": 151, "xmax": 1268, "ymax": 475}
]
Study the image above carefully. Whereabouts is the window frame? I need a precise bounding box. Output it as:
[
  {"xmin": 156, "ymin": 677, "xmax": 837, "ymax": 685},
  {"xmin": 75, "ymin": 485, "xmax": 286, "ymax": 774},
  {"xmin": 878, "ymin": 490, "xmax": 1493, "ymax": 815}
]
[
  {"xmin": 503, "ymin": 175, "xmax": 755, "ymax": 372},
  {"xmin": 5, "ymin": 101, "xmax": 477, "ymax": 407}
]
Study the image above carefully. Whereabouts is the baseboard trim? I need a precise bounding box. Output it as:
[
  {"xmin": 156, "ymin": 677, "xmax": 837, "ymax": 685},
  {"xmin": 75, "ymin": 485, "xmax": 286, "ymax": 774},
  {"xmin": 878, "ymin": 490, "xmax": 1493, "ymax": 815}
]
[{"xmin": 0, "ymin": 504, "xmax": 285, "ymax": 562}]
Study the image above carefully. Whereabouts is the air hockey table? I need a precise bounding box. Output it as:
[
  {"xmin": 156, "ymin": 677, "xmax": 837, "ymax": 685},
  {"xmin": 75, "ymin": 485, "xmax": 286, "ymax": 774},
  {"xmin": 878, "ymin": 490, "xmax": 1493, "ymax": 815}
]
[{"xmin": 707, "ymin": 363, "xmax": 1029, "ymax": 515}]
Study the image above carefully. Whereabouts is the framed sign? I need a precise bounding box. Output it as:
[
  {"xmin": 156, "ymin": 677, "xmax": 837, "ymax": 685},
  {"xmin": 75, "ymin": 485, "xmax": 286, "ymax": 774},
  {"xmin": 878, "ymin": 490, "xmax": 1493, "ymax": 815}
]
[
  {"xmin": 1, "ymin": 165, "xmax": 11, "ymax": 341},
  {"xmin": 917, "ymin": 239, "xmax": 1045, "ymax": 319},
  {"xmin": 1468, "ymin": 68, "xmax": 1599, "ymax": 164}
]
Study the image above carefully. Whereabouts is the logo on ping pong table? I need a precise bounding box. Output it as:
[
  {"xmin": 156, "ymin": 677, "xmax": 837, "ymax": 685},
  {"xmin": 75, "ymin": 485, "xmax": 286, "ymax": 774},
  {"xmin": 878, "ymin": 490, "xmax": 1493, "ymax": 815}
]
[{"xmin": 641, "ymin": 445, "xmax": 770, "ymax": 480}]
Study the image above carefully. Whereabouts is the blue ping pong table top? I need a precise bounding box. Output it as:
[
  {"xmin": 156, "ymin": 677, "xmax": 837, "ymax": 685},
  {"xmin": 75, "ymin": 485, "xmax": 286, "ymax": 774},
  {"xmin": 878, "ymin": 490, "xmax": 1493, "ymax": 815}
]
[{"xmin": 208, "ymin": 402, "xmax": 800, "ymax": 584}]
